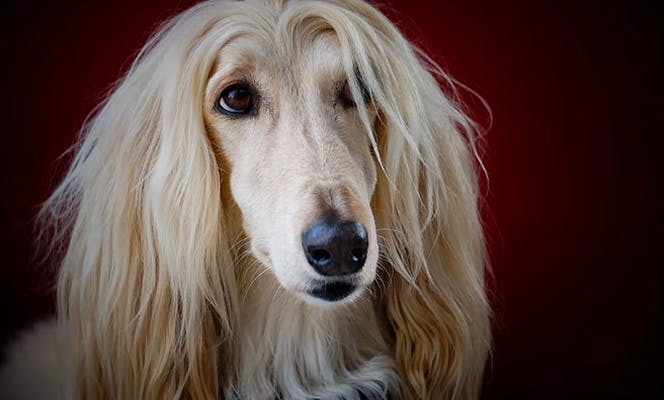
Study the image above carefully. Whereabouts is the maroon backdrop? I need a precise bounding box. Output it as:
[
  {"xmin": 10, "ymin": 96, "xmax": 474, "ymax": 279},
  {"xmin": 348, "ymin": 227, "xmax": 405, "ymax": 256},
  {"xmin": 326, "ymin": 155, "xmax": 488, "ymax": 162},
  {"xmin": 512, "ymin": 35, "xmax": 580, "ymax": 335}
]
[{"xmin": 1, "ymin": 1, "xmax": 661, "ymax": 398}]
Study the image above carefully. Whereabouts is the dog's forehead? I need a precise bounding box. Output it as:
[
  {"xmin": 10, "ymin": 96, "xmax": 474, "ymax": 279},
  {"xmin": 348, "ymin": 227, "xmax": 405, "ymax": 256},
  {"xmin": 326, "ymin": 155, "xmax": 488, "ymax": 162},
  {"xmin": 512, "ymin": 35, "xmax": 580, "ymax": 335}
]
[
  {"xmin": 298, "ymin": 33, "xmax": 344, "ymax": 78},
  {"xmin": 211, "ymin": 36, "xmax": 274, "ymax": 75},
  {"xmin": 211, "ymin": 32, "xmax": 344, "ymax": 82}
]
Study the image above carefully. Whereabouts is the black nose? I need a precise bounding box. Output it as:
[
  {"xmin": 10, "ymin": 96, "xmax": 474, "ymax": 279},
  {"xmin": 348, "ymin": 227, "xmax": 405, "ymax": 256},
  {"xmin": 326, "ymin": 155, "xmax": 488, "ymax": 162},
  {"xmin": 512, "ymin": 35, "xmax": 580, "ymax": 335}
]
[{"xmin": 301, "ymin": 220, "xmax": 368, "ymax": 276}]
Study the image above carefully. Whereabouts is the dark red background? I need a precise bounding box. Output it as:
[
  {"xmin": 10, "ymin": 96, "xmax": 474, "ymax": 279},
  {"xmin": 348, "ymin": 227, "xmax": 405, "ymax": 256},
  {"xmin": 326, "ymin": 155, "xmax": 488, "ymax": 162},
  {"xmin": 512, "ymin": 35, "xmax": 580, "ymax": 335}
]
[{"xmin": 1, "ymin": 1, "xmax": 661, "ymax": 398}]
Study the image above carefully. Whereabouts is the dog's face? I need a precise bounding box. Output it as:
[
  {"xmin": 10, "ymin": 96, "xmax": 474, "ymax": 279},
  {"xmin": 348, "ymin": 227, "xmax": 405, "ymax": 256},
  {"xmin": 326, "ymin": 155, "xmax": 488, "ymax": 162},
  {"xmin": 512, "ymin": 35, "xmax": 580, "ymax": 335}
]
[{"xmin": 204, "ymin": 33, "xmax": 378, "ymax": 305}]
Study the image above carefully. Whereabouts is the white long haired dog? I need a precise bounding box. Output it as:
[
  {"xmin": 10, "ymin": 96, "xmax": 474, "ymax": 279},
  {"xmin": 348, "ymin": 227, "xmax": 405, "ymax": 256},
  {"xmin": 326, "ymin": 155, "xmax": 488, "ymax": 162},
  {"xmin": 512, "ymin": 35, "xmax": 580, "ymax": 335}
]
[{"xmin": 1, "ymin": 0, "xmax": 490, "ymax": 399}]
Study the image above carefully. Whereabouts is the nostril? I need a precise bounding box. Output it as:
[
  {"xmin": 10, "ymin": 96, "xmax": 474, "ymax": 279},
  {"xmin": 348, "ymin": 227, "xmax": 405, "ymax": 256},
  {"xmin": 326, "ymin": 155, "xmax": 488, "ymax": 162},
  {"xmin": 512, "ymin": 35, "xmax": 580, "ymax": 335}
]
[
  {"xmin": 350, "ymin": 247, "xmax": 367, "ymax": 263},
  {"xmin": 310, "ymin": 248, "xmax": 332, "ymax": 265}
]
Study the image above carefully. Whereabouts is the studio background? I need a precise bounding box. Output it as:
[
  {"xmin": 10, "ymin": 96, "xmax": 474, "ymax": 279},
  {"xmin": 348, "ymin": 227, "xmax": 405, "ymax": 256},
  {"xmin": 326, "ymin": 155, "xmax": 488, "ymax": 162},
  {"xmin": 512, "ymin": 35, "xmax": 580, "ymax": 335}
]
[{"xmin": 1, "ymin": 0, "xmax": 661, "ymax": 398}]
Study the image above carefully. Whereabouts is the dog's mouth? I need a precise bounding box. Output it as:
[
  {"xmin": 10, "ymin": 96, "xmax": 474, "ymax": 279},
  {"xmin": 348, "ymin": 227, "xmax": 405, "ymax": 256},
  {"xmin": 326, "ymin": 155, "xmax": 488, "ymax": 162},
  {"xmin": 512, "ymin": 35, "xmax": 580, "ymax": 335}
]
[{"xmin": 307, "ymin": 280, "xmax": 358, "ymax": 302}]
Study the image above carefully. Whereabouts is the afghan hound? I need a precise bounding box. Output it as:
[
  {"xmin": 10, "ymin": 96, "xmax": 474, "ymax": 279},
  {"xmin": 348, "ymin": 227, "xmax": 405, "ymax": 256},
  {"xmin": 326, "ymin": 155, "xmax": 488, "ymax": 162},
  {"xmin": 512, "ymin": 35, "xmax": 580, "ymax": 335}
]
[{"xmin": 0, "ymin": 0, "xmax": 491, "ymax": 399}]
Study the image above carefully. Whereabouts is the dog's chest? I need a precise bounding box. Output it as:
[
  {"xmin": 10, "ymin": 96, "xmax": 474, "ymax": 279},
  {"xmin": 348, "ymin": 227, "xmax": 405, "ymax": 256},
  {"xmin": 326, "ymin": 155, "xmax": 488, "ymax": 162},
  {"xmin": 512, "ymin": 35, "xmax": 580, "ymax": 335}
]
[{"xmin": 230, "ymin": 287, "xmax": 400, "ymax": 399}]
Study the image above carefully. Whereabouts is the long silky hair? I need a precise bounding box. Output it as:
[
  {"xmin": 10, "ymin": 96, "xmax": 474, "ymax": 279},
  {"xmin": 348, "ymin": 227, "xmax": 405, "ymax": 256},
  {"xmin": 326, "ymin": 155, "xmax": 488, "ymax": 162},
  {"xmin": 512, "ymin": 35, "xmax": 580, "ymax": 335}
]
[{"xmin": 39, "ymin": 0, "xmax": 491, "ymax": 398}]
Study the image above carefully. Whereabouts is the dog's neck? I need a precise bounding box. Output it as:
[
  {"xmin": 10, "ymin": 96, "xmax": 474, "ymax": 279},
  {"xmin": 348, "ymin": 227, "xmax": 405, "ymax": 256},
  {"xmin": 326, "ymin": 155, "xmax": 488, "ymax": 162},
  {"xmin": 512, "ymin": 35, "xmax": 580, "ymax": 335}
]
[{"xmin": 231, "ymin": 262, "xmax": 399, "ymax": 399}]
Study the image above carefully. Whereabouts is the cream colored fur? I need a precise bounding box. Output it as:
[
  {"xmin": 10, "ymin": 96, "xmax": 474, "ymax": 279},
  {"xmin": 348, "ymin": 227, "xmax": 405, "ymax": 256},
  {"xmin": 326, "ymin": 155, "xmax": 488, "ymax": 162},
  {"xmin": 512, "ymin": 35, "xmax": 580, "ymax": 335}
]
[{"xmin": 1, "ymin": 0, "xmax": 490, "ymax": 399}]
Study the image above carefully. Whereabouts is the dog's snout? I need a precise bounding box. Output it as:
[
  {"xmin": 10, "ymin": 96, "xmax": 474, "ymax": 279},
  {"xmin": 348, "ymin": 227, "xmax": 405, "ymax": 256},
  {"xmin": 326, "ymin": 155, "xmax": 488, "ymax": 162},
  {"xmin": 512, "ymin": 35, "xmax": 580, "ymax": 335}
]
[{"xmin": 301, "ymin": 220, "xmax": 368, "ymax": 276}]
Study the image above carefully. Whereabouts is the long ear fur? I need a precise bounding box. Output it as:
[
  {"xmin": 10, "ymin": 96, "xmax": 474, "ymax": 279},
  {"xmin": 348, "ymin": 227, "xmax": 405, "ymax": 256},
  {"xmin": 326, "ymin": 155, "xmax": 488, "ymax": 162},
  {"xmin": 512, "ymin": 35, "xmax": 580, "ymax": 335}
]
[
  {"xmin": 373, "ymin": 19, "xmax": 491, "ymax": 400},
  {"xmin": 39, "ymin": 3, "xmax": 243, "ymax": 399},
  {"xmin": 374, "ymin": 45, "xmax": 490, "ymax": 400},
  {"xmin": 317, "ymin": 1, "xmax": 492, "ymax": 398},
  {"xmin": 379, "ymin": 56, "xmax": 491, "ymax": 398}
]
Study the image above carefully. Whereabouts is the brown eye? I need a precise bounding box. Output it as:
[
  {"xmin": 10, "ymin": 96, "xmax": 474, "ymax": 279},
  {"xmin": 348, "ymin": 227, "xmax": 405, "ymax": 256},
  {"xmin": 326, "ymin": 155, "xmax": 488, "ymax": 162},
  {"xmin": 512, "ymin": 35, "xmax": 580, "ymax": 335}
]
[
  {"xmin": 340, "ymin": 80, "xmax": 355, "ymax": 108},
  {"xmin": 339, "ymin": 79, "xmax": 369, "ymax": 108},
  {"xmin": 217, "ymin": 84, "xmax": 255, "ymax": 116}
]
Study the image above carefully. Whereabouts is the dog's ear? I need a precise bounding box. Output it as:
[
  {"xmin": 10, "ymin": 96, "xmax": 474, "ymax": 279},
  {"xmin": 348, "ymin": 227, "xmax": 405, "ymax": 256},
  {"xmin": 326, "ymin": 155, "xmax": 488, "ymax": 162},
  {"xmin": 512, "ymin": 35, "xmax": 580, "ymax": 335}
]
[
  {"xmin": 41, "ymin": 7, "xmax": 237, "ymax": 399},
  {"xmin": 373, "ymin": 78, "xmax": 491, "ymax": 399},
  {"xmin": 349, "ymin": 12, "xmax": 492, "ymax": 399}
]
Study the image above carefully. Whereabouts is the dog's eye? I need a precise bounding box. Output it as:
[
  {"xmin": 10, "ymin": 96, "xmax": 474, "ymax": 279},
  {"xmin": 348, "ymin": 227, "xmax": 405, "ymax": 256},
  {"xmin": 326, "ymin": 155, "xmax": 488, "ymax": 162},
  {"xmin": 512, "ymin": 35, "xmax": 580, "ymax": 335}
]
[
  {"xmin": 340, "ymin": 81, "xmax": 355, "ymax": 108},
  {"xmin": 340, "ymin": 79, "xmax": 370, "ymax": 108},
  {"xmin": 217, "ymin": 84, "xmax": 254, "ymax": 116}
]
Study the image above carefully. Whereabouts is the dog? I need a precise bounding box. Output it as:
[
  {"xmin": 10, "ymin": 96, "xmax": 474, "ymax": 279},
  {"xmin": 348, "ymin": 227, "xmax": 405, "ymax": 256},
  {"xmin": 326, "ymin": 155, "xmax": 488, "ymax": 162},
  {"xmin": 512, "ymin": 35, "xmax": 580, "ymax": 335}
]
[{"xmin": 0, "ymin": 0, "xmax": 491, "ymax": 399}]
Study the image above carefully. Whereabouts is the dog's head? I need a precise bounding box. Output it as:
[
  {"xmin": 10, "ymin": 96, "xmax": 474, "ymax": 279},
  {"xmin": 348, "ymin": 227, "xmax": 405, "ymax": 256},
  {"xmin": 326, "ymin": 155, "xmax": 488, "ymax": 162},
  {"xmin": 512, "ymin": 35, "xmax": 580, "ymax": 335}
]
[
  {"xmin": 46, "ymin": 0, "xmax": 491, "ymax": 398},
  {"xmin": 204, "ymin": 32, "xmax": 378, "ymax": 304}
]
